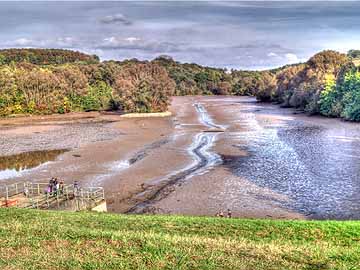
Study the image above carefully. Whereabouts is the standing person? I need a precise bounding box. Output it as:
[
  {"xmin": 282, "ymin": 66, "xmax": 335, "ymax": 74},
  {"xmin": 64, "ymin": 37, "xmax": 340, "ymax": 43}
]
[
  {"xmin": 59, "ymin": 181, "xmax": 65, "ymax": 194},
  {"xmin": 23, "ymin": 186, "xmax": 29, "ymax": 197},
  {"xmin": 49, "ymin": 178, "xmax": 54, "ymax": 194},
  {"xmin": 55, "ymin": 178, "xmax": 60, "ymax": 195},
  {"xmin": 73, "ymin": 181, "xmax": 80, "ymax": 196},
  {"xmin": 52, "ymin": 178, "xmax": 58, "ymax": 195},
  {"xmin": 46, "ymin": 184, "xmax": 51, "ymax": 195}
]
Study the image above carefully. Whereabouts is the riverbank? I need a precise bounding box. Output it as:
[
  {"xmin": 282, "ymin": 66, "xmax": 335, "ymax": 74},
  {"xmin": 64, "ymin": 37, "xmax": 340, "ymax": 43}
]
[
  {"xmin": 1, "ymin": 96, "xmax": 360, "ymax": 219},
  {"xmin": 1, "ymin": 208, "xmax": 359, "ymax": 269}
]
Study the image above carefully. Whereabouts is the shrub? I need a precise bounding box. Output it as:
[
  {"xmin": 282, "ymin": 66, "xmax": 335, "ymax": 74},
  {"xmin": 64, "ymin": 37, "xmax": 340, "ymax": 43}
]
[
  {"xmin": 341, "ymin": 71, "xmax": 360, "ymax": 121},
  {"xmin": 319, "ymin": 74, "xmax": 339, "ymax": 117}
]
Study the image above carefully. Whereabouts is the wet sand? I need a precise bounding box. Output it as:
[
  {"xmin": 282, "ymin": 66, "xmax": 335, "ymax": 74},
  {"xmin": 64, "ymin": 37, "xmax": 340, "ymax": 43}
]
[{"xmin": 1, "ymin": 96, "xmax": 360, "ymax": 219}]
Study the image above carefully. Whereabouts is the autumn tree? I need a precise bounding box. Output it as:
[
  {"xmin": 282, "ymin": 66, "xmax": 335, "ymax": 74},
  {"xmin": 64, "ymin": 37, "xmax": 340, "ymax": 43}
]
[{"xmin": 113, "ymin": 63, "xmax": 175, "ymax": 113}]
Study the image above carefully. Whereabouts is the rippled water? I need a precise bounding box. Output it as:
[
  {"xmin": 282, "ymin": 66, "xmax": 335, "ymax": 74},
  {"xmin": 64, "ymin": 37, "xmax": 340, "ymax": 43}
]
[{"xmin": 228, "ymin": 102, "xmax": 360, "ymax": 219}]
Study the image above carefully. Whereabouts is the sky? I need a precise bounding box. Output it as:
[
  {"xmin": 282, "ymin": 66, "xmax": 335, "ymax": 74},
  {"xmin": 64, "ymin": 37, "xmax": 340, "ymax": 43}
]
[{"xmin": 0, "ymin": 1, "xmax": 359, "ymax": 70}]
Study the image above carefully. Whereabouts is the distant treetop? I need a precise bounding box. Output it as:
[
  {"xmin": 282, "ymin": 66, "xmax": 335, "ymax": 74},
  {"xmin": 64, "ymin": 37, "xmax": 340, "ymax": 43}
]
[{"xmin": 0, "ymin": 48, "xmax": 100, "ymax": 65}]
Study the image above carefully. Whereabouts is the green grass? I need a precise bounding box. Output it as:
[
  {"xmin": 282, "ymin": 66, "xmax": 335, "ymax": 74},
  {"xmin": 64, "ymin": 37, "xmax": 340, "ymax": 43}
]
[{"xmin": 1, "ymin": 208, "xmax": 360, "ymax": 269}]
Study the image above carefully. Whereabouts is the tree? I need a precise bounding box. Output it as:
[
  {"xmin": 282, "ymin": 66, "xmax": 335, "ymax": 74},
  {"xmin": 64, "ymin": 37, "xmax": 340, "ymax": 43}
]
[
  {"xmin": 348, "ymin": 50, "xmax": 360, "ymax": 59},
  {"xmin": 340, "ymin": 71, "xmax": 360, "ymax": 121},
  {"xmin": 113, "ymin": 63, "xmax": 175, "ymax": 113},
  {"xmin": 319, "ymin": 74, "xmax": 340, "ymax": 116}
]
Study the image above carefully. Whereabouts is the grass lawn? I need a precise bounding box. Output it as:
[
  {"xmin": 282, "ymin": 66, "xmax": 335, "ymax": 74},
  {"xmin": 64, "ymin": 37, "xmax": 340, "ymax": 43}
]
[{"xmin": 0, "ymin": 208, "xmax": 360, "ymax": 269}]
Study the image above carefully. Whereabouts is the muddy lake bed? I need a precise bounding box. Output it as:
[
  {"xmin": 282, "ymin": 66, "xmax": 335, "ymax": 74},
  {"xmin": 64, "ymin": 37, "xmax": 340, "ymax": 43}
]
[{"xmin": 1, "ymin": 96, "xmax": 360, "ymax": 220}]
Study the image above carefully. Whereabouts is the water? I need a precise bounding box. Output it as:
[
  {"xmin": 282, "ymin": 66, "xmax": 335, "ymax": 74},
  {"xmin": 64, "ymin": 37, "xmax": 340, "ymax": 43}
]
[
  {"xmin": 194, "ymin": 103, "xmax": 226, "ymax": 130},
  {"xmin": 227, "ymin": 101, "xmax": 360, "ymax": 219},
  {"xmin": 128, "ymin": 103, "xmax": 223, "ymax": 213},
  {"xmin": 0, "ymin": 149, "xmax": 68, "ymax": 180}
]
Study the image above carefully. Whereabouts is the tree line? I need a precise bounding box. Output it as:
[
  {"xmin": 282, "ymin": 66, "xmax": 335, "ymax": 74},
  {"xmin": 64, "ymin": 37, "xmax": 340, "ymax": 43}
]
[
  {"xmin": 0, "ymin": 48, "xmax": 359, "ymax": 121},
  {"xmin": 0, "ymin": 49, "xmax": 99, "ymax": 65},
  {"xmin": 250, "ymin": 50, "xmax": 360, "ymax": 121}
]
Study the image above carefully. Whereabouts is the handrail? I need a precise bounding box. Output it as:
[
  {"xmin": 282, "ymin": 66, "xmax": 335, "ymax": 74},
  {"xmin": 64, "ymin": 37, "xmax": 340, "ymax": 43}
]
[{"xmin": 0, "ymin": 181, "xmax": 105, "ymax": 210}]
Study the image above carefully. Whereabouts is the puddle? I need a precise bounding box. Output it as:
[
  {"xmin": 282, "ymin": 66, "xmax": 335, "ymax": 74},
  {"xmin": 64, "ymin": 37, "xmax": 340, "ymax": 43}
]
[{"xmin": 0, "ymin": 149, "xmax": 69, "ymax": 180}]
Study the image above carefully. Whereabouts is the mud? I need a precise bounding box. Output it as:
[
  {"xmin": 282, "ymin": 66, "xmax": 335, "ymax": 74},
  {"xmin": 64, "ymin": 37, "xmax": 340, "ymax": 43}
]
[{"xmin": 2, "ymin": 97, "xmax": 360, "ymax": 220}]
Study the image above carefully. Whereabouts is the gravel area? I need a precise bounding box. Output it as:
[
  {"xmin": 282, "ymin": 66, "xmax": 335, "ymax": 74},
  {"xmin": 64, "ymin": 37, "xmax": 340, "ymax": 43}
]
[{"xmin": 0, "ymin": 121, "xmax": 122, "ymax": 156}]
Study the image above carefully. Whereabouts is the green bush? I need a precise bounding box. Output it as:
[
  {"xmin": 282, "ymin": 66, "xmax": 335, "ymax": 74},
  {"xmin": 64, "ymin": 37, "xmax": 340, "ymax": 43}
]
[
  {"xmin": 319, "ymin": 74, "xmax": 339, "ymax": 117},
  {"xmin": 341, "ymin": 71, "xmax": 360, "ymax": 121}
]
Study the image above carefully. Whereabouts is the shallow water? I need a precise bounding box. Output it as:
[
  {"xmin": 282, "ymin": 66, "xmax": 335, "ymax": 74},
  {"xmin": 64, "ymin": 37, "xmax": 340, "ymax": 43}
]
[
  {"xmin": 127, "ymin": 103, "xmax": 223, "ymax": 213},
  {"xmin": 0, "ymin": 149, "xmax": 68, "ymax": 180},
  {"xmin": 224, "ymin": 100, "xmax": 360, "ymax": 219}
]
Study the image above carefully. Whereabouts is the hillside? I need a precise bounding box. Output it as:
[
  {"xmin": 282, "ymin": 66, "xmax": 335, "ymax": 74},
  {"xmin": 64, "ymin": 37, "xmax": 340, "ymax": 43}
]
[
  {"xmin": 0, "ymin": 208, "xmax": 359, "ymax": 269},
  {"xmin": 0, "ymin": 49, "xmax": 99, "ymax": 65}
]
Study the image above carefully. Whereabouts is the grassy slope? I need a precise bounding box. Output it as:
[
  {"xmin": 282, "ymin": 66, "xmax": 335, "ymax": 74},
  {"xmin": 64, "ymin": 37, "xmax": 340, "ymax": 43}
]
[{"xmin": 0, "ymin": 209, "xmax": 360, "ymax": 270}]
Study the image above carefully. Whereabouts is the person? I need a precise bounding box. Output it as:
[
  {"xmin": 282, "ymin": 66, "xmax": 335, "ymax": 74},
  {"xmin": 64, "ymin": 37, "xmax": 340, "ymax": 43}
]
[
  {"xmin": 227, "ymin": 209, "xmax": 232, "ymax": 218},
  {"xmin": 59, "ymin": 181, "xmax": 65, "ymax": 194},
  {"xmin": 54, "ymin": 178, "xmax": 58, "ymax": 191},
  {"xmin": 48, "ymin": 178, "xmax": 54, "ymax": 194},
  {"xmin": 49, "ymin": 178, "xmax": 52, "ymax": 191},
  {"xmin": 54, "ymin": 178, "xmax": 60, "ymax": 195},
  {"xmin": 23, "ymin": 186, "xmax": 29, "ymax": 197},
  {"xmin": 73, "ymin": 181, "xmax": 80, "ymax": 196}
]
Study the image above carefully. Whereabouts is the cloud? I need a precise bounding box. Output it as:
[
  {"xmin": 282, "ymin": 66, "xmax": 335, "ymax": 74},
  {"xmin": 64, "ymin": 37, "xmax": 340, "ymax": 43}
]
[
  {"xmin": 285, "ymin": 53, "xmax": 299, "ymax": 63},
  {"xmin": 124, "ymin": 37, "xmax": 141, "ymax": 43},
  {"xmin": 99, "ymin": 14, "xmax": 132, "ymax": 25},
  {"xmin": 13, "ymin": 38, "xmax": 34, "ymax": 46},
  {"xmin": 98, "ymin": 36, "xmax": 184, "ymax": 53},
  {"xmin": 1, "ymin": 1, "xmax": 359, "ymax": 69},
  {"xmin": 6, "ymin": 36, "xmax": 80, "ymax": 49}
]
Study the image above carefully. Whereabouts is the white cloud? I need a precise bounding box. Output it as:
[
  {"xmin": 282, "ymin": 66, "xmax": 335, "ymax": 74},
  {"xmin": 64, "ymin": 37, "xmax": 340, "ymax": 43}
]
[
  {"xmin": 9, "ymin": 37, "xmax": 79, "ymax": 49},
  {"xmin": 268, "ymin": 52, "xmax": 278, "ymax": 57},
  {"xmin": 285, "ymin": 53, "xmax": 299, "ymax": 63},
  {"xmin": 13, "ymin": 38, "xmax": 33, "ymax": 46},
  {"xmin": 125, "ymin": 37, "xmax": 141, "ymax": 43},
  {"xmin": 99, "ymin": 36, "xmax": 183, "ymax": 53}
]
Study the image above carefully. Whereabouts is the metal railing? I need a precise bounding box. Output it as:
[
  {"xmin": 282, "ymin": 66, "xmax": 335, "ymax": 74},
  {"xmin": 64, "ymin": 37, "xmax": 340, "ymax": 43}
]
[
  {"xmin": 0, "ymin": 181, "xmax": 105, "ymax": 210},
  {"xmin": 0, "ymin": 182, "xmax": 27, "ymax": 201}
]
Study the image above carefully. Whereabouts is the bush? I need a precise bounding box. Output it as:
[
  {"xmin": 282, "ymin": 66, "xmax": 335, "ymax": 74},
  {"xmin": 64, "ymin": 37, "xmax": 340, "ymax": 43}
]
[
  {"xmin": 319, "ymin": 74, "xmax": 339, "ymax": 116},
  {"xmin": 341, "ymin": 71, "xmax": 360, "ymax": 121}
]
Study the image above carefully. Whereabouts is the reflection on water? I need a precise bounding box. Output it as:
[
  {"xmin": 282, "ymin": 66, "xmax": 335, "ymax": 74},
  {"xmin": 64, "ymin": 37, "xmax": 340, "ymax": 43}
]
[
  {"xmin": 227, "ymin": 102, "xmax": 360, "ymax": 220},
  {"xmin": 0, "ymin": 149, "xmax": 68, "ymax": 180}
]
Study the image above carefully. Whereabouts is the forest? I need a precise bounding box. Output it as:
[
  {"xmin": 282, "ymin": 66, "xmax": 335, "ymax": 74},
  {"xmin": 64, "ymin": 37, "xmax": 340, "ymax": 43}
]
[
  {"xmin": 253, "ymin": 50, "xmax": 360, "ymax": 121},
  {"xmin": 0, "ymin": 48, "xmax": 359, "ymax": 121}
]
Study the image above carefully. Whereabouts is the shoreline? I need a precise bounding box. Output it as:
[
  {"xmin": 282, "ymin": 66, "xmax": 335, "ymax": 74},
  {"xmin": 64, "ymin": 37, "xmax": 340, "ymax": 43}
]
[{"xmin": 1, "ymin": 96, "xmax": 360, "ymax": 219}]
